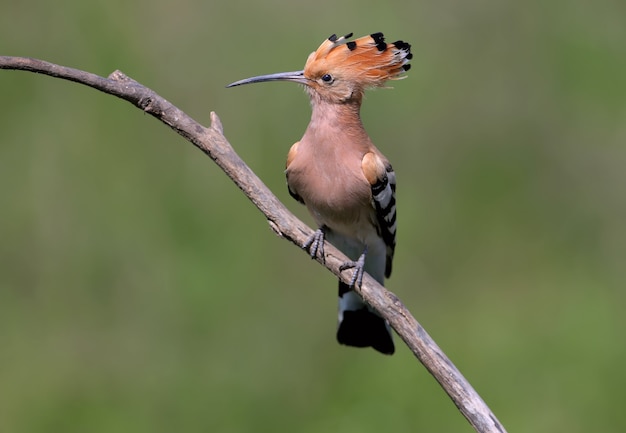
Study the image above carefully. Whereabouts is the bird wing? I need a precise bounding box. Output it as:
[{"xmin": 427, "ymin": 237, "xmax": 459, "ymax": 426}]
[
  {"xmin": 285, "ymin": 141, "xmax": 304, "ymax": 204},
  {"xmin": 362, "ymin": 152, "xmax": 397, "ymax": 278}
]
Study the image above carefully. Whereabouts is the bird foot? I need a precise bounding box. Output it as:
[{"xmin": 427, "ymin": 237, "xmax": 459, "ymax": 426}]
[
  {"xmin": 339, "ymin": 246, "xmax": 368, "ymax": 288},
  {"xmin": 303, "ymin": 227, "xmax": 326, "ymax": 262}
]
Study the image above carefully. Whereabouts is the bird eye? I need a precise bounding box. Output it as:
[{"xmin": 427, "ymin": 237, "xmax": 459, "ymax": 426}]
[{"xmin": 321, "ymin": 73, "xmax": 334, "ymax": 84}]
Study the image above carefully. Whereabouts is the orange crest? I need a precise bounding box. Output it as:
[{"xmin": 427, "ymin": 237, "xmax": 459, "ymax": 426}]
[{"xmin": 304, "ymin": 32, "xmax": 412, "ymax": 88}]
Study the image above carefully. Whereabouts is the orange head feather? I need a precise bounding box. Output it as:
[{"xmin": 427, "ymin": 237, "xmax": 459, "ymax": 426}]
[
  {"xmin": 305, "ymin": 33, "xmax": 411, "ymax": 87},
  {"xmin": 227, "ymin": 32, "xmax": 412, "ymax": 103}
]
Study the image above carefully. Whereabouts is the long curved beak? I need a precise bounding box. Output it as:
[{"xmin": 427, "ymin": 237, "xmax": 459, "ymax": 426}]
[{"xmin": 226, "ymin": 70, "xmax": 308, "ymax": 88}]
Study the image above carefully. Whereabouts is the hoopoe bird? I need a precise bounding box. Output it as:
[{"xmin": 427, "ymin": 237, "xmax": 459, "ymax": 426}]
[{"xmin": 228, "ymin": 32, "xmax": 411, "ymax": 355}]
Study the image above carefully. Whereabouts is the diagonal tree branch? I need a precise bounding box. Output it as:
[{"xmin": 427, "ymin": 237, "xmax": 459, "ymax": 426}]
[{"xmin": 0, "ymin": 56, "xmax": 507, "ymax": 433}]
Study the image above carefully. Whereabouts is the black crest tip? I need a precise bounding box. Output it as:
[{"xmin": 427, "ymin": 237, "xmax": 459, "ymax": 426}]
[
  {"xmin": 344, "ymin": 32, "xmax": 354, "ymax": 39},
  {"xmin": 328, "ymin": 34, "xmax": 338, "ymax": 42},
  {"xmin": 346, "ymin": 41, "xmax": 357, "ymax": 51},
  {"xmin": 370, "ymin": 32, "xmax": 385, "ymax": 43},
  {"xmin": 393, "ymin": 40, "xmax": 411, "ymax": 52}
]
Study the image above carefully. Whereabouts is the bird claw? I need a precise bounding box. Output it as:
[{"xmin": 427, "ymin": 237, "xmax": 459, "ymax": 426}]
[
  {"xmin": 303, "ymin": 227, "xmax": 326, "ymax": 262},
  {"xmin": 339, "ymin": 246, "xmax": 368, "ymax": 288}
]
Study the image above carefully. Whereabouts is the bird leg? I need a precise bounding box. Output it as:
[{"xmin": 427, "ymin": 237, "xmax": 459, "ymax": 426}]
[
  {"xmin": 303, "ymin": 226, "xmax": 326, "ymax": 261},
  {"xmin": 339, "ymin": 246, "xmax": 368, "ymax": 288}
]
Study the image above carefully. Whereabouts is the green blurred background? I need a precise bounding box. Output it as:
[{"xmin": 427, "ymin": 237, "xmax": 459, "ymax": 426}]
[{"xmin": 1, "ymin": 0, "xmax": 625, "ymax": 432}]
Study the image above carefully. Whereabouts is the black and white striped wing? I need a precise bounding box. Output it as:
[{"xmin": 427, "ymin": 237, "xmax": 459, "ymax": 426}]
[{"xmin": 370, "ymin": 163, "xmax": 397, "ymax": 278}]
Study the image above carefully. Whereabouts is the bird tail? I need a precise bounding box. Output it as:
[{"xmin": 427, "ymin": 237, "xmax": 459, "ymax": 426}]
[{"xmin": 336, "ymin": 282, "xmax": 395, "ymax": 355}]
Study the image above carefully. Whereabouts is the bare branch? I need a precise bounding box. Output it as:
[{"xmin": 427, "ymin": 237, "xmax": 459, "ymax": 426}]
[{"xmin": 0, "ymin": 56, "xmax": 507, "ymax": 433}]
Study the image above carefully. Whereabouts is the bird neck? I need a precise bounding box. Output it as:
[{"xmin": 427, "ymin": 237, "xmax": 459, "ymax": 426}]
[{"xmin": 305, "ymin": 98, "xmax": 369, "ymax": 143}]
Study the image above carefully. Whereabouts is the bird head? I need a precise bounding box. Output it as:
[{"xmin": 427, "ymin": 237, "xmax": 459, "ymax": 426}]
[{"xmin": 227, "ymin": 32, "xmax": 412, "ymax": 104}]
